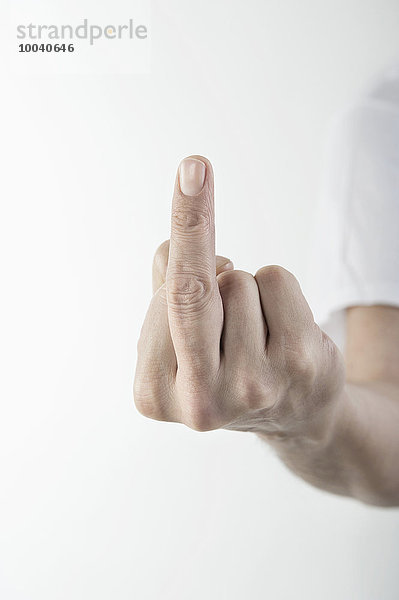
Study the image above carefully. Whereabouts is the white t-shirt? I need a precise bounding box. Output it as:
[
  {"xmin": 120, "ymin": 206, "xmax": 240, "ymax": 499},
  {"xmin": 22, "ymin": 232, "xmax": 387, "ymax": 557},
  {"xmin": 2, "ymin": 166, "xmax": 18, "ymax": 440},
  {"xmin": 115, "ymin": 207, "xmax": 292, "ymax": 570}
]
[{"xmin": 308, "ymin": 64, "xmax": 399, "ymax": 350}]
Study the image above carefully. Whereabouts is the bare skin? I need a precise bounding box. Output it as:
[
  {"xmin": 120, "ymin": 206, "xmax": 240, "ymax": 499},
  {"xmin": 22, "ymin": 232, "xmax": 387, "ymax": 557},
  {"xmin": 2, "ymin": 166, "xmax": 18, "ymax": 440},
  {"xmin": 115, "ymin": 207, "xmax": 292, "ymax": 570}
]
[{"xmin": 134, "ymin": 156, "xmax": 399, "ymax": 507}]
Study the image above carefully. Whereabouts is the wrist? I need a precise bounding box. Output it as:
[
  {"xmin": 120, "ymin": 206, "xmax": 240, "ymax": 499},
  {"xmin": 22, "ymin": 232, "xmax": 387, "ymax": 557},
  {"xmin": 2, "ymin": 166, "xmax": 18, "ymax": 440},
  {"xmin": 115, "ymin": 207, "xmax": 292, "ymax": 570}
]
[{"xmin": 255, "ymin": 385, "xmax": 348, "ymax": 449}]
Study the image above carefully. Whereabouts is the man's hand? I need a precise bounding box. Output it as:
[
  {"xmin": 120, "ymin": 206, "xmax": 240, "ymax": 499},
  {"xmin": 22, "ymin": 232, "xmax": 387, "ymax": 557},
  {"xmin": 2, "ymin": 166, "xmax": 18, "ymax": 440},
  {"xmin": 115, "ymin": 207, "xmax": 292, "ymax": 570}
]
[
  {"xmin": 134, "ymin": 156, "xmax": 345, "ymax": 438},
  {"xmin": 134, "ymin": 155, "xmax": 399, "ymax": 506}
]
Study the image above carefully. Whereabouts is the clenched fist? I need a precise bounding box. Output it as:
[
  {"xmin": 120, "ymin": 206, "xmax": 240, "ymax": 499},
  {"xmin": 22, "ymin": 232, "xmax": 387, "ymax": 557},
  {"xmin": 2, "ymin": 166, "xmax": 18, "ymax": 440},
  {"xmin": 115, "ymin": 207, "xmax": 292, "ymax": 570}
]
[{"xmin": 134, "ymin": 156, "xmax": 344, "ymax": 438}]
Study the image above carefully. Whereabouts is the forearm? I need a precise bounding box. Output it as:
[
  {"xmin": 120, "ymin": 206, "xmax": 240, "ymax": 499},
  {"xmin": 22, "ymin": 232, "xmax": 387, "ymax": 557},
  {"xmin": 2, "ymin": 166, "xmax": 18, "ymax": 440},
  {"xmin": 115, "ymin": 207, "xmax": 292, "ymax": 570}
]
[{"xmin": 258, "ymin": 382, "xmax": 399, "ymax": 506}]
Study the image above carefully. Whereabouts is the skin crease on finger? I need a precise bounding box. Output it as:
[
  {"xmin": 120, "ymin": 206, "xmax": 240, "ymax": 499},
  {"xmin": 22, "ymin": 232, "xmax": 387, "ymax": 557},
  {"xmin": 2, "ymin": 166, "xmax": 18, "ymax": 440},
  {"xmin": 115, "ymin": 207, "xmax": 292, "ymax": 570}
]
[{"xmin": 134, "ymin": 155, "xmax": 399, "ymax": 507}]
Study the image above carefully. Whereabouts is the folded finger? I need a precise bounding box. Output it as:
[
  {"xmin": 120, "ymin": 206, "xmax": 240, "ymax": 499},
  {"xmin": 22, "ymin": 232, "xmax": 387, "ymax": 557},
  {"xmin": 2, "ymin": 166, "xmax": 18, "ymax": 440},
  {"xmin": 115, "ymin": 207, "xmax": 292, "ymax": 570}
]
[
  {"xmin": 134, "ymin": 286, "xmax": 179, "ymax": 423},
  {"xmin": 153, "ymin": 239, "xmax": 234, "ymax": 294}
]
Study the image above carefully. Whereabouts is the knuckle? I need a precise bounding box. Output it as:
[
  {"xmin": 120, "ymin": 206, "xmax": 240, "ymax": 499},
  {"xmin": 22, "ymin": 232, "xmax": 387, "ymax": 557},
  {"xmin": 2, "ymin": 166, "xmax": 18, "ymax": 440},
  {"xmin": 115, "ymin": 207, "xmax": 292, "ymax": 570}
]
[
  {"xmin": 217, "ymin": 269, "xmax": 254, "ymax": 294},
  {"xmin": 153, "ymin": 283, "xmax": 168, "ymax": 306},
  {"xmin": 167, "ymin": 273, "xmax": 214, "ymax": 313},
  {"xmin": 172, "ymin": 205, "xmax": 211, "ymax": 236},
  {"xmin": 183, "ymin": 397, "xmax": 217, "ymax": 432},
  {"xmin": 321, "ymin": 331, "xmax": 345, "ymax": 385},
  {"xmin": 177, "ymin": 379, "xmax": 219, "ymax": 431},
  {"xmin": 256, "ymin": 265, "xmax": 296, "ymax": 288},
  {"xmin": 233, "ymin": 370, "xmax": 267, "ymax": 410},
  {"xmin": 215, "ymin": 256, "xmax": 233, "ymax": 274},
  {"xmin": 133, "ymin": 371, "xmax": 169, "ymax": 421},
  {"xmin": 186, "ymin": 415, "xmax": 214, "ymax": 432},
  {"xmin": 133, "ymin": 385, "xmax": 160, "ymax": 420},
  {"xmin": 321, "ymin": 330, "xmax": 340, "ymax": 363},
  {"xmin": 153, "ymin": 239, "xmax": 170, "ymax": 269},
  {"xmin": 282, "ymin": 335, "xmax": 317, "ymax": 382},
  {"xmin": 292, "ymin": 354, "xmax": 316, "ymax": 383}
]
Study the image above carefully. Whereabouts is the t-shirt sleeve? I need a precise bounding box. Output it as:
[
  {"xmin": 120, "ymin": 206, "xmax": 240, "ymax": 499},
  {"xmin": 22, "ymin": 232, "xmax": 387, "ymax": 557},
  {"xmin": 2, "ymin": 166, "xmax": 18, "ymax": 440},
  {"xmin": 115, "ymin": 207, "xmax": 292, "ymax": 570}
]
[{"xmin": 306, "ymin": 70, "xmax": 399, "ymax": 349}]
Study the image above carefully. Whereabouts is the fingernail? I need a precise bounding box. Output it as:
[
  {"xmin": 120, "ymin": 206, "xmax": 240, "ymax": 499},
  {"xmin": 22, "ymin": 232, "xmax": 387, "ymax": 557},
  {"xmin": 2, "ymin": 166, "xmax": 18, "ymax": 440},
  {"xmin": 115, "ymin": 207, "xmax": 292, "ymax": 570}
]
[
  {"xmin": 216, "ymin": 258, "xmax": 234, "ymax": 273},
  {"xmin": 220, "ymin": 261, "xmax": 234, "ymax": 272},
  {"xmin": 179, "ymin": 158, "xmax": 206, "ymax": 196}
]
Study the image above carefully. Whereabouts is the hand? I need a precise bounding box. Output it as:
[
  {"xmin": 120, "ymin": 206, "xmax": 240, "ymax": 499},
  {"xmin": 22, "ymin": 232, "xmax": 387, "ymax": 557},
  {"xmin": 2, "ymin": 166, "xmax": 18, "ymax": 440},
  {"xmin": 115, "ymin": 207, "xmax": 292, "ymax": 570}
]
[{"xmin": 134, "ymin": 156, "xmax": 345, "ymax": 438}]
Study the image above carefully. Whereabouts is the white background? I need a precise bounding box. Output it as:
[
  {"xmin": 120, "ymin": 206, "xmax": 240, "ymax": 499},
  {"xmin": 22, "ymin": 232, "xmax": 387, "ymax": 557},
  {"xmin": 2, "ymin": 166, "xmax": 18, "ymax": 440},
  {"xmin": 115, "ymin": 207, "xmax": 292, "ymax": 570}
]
[{"xmin": 1, "ymin": 1, "xmax": 399, "ymax": 599}]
